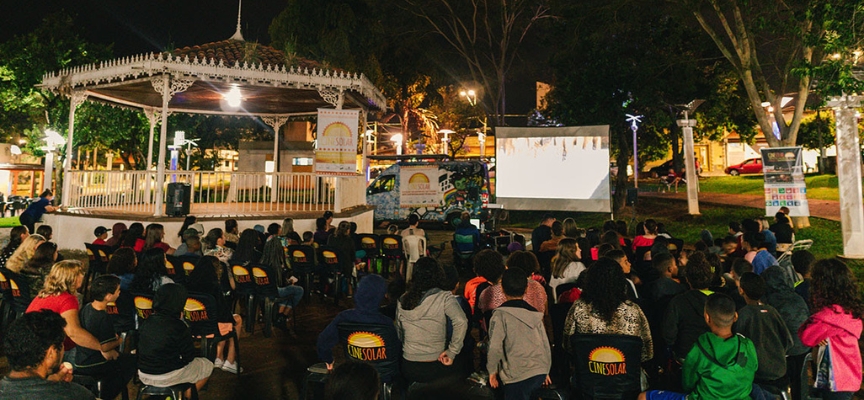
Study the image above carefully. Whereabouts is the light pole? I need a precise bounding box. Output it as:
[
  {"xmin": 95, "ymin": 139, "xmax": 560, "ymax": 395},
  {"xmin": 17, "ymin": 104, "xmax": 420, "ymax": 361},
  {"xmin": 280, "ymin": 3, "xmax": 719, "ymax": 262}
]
[
  {"xmin": 676, "ymin": 99, "xmax": 704, "ymax": 215},
  {"xmin": 41, "ymin": 129, "xmax": 65, "ymax": 192},
  {"xmin": 460, "ymin": 89, "xmax": 489, "ymax": 159},
  {"xmin": 625, "ymin": 114, "xmax": 643, "ymax": 189},
  {"xmin": 391, "ymin": 133, "xmax": 404, "ymax": 156}
]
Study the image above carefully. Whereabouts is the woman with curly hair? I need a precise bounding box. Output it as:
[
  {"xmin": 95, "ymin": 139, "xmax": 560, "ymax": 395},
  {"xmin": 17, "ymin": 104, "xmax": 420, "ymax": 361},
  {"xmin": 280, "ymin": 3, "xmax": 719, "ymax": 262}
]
[
  {"xmin": 798, "ymin": 259, "xmax": 864, "ymax": 400},
  {"xmin": 20, "ymin": 241, "xmax": 58, "ymax": 297},
  {"xmin": 26, "ymin": 260, "xmax": 119, "ymax": 362},
  {"xmin": 397, "ymin": 257, "xmax": 468, "ymax": 384},
  {"xmin": 562, "ymin": 257, "xmax": 653, "ymax": 362}
]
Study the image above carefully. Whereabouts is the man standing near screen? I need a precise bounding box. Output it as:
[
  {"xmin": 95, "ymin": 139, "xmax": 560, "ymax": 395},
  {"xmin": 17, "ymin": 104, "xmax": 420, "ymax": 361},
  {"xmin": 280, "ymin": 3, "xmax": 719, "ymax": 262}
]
[{"xmin": 531, "ymin": 213, "xmax": 555, "ymax": 256}]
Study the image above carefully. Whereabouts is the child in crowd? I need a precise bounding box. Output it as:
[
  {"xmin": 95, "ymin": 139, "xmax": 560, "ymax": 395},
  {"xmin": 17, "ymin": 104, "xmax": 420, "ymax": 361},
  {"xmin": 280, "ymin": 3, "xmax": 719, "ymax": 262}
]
[
  {"xmin": 798, "ymin": 259, "xmax": 863, "ymax": 400},
  {"xmin": 726, "ymin": 258, "xmax": 753, "ymax": 309},
  {"xmin": 761, "ymin": 265, "xmax": 810, "ymax": 400},
  {"xmin": 791, "ymin": 250, "xmax": 815, "ymax": 309},
  {"xmin": 75, "ymin": 275, "xmax": 137, "ymax": 400},
  {"xmin": 734, "ymin": 273, "xmax": 792, "ymax": 392},
  {"xmin": 92, "ymin": 226, "xmax": 109, "ymax": 245},
  {"xmin": 302, "ymin": 231, "xmax": 315, "ymax": 247},
  {"xmin": 174, "ymin": 229, "xmax": 199, "ymax": 257},
  {"xmin": 640, "ymin": 293, "xmax": 757, "ymax": 400},
  {"xmin": 487, "ymin": 268, "xmax": 551, "ymax": 399},
  {"xmin": 324, "ymin": 362, "xmax": 380, "ymax": 400},
  {"xmin": 137, "ymin": 284, "xmax": 213, "ymax": 398}
]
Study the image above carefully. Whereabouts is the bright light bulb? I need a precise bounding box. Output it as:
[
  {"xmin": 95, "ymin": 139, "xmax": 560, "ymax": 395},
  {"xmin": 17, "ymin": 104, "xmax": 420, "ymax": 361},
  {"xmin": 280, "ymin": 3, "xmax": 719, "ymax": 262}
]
[
  {"xmin": 224, "ymin": 85, "xmax": 242, "ymax": 107},
  {"xmin": 467, "ymin": 89, "xmax": 476, "ymax": 96}
]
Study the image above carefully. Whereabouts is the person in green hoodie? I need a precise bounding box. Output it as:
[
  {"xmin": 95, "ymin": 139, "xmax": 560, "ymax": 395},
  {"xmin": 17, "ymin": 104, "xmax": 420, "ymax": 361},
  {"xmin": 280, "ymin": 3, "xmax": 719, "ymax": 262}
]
[{"xmin": 639, "ymin": 293, "xmax": 757, "ymax": 400}]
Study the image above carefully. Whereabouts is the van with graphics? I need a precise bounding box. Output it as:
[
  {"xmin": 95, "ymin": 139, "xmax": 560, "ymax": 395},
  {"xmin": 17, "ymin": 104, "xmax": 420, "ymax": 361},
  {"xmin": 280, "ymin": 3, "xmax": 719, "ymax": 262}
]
[{"xmin": 366, "ymin": 159, "xmax": 490, "ymax": 225}]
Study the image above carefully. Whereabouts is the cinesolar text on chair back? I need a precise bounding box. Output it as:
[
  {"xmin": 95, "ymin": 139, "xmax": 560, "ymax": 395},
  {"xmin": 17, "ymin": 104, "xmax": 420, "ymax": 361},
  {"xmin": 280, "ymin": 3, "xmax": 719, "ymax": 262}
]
[
  {"xmin": 132, "ymin": 293, "xmax": 154, "ymax": 321},
  {"xmin": 569, "ymin": 334, "xmax": 643, "ymax": 399}
]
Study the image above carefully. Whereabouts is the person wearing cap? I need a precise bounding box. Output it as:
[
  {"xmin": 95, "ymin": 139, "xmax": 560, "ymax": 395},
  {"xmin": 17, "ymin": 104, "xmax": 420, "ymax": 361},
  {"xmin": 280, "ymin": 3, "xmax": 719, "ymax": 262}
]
[{"xmin": 92, "ymin": 227, "xmax": 110, "ymax": 246}]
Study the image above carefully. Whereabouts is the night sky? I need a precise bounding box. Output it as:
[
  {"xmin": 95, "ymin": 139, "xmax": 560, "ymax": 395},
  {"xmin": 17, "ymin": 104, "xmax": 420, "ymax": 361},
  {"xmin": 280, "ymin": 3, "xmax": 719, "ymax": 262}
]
[
  {"xmin": 1, "ymin": 0, "xmax": 540, "ymax": 115},
  {"xmin": 1, "ymin": 0, "xmax": 286, "ymax": 56}
]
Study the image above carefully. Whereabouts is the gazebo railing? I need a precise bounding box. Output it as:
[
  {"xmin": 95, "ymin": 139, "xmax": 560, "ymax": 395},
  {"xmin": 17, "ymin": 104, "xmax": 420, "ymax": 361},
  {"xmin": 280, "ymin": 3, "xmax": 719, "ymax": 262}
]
[{"xmin": 65, "ymin": 170, "xmax": 365, "ymax": 215}]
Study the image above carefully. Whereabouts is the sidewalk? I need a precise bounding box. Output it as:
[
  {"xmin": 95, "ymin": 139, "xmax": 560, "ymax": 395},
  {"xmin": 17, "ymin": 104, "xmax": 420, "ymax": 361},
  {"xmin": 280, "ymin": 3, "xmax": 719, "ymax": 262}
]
[{"xmin": 640, "ymin": 191, "xmax": 841, "ymax": 222}]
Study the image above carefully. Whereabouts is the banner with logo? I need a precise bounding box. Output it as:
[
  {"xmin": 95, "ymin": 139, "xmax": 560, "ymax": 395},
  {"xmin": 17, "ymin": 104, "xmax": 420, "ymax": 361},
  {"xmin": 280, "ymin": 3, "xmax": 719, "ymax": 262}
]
[
  {"xmin": 761, "ymin": 147, "xmax": 810, "ymax": 217},
  {"xmin": 315, "ymin": 108, "xmax": 359, "ymax": 176},
  {"xmin": 399, "ymin": 165, "xmax": 440, "ymax": 208}
]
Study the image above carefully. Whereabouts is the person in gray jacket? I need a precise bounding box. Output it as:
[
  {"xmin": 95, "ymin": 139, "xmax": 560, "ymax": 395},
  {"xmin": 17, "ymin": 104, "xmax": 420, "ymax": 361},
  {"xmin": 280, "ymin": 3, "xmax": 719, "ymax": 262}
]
[
  {"xmin": 487, "ymin": 268, "xmax": 551, "ymax": 399},
  {"xmin": 396, "ymin": 257, "xmax": 468, "ymax": 384}
]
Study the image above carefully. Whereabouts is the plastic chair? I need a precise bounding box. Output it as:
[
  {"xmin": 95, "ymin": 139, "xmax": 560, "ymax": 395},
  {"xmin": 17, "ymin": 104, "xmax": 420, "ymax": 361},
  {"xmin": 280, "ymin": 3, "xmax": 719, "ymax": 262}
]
[
  {"xmin": 75, "ymin": 374, "xmax": 129, "ymax": 400},
  {"xmin": 132, "ymin": 293, "xmax": 155, "ymax": 324},
  {"xmin": 106, "ymin": 290, "xmax": 137, "ymax": 353},
  {"xmin": 230, "ymin": 264, "xmax": 257, "ymax": 334},
  {"xmin": 176, "ymin": 254, "xmax": 201, "ymax": 275},
  {"xmin": 136, "ymin": 382, "xmax": 197, "ymax": 400},
  {"xmin": 356, "ymin": 234, "xmax": 381, "ymax": 274},
  {"xmin": 83, "ymin": 243, "xmax": 113, "ymax": 300},
  {"xmin": 287, "ymin": 245, "xmax": 317, "ymax": 299},
  {"xmin": 6, "ymin": 270, "xmax": 32, "ymax": 318},
  {"xmin": 184, "ymin": 291, "xmax": 241, "ymax": 375},
  {"xmin": 251, "ymin": 264, "xmax": 295, "ymax": 337},
  {"xmin": 337, "ymin": 322, "xmax": 403, "ymax": 399},
  {"xmin": 379, "ymin": 235, "xmax": 404, "ymax": 279},
  {"xmin": 402, "ymin": 235, "xmax": 426, "ymax": 282},
  {"xmin": 452, "ymin": 233, "xmax": 478, "ymax": 270},
  {"xmin": 317, "ymin": 246, "xmax": 349, "ymax": 304},
  {"xmin": 165, "ymin": 255, "xmax": 187, "ymax": 283},
  {"xmin": 569, "ymin": 334, "xmax": 643, "ymax": 399},
  {"xmin": 0, "ymin": 268, "xmax": 16, "ymax": 330}
]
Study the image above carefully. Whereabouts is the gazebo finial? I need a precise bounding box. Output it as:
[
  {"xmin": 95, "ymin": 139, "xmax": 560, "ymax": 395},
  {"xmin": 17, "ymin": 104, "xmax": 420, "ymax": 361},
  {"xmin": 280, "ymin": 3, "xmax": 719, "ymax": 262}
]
[{"xmin": 229, "ymin": 0, "xmax": 244, "ymax": 41}]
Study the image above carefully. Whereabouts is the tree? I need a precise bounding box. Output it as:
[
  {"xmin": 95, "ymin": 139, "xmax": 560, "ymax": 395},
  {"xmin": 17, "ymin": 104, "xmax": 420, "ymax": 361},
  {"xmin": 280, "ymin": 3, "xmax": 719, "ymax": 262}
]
[
  {"xmin": 683, "ymin": 0, "xmax": 864, "ymax": 147},
  {"xmin": 403, "ymin": 0, "xmax": 552, "ymax": 125}
]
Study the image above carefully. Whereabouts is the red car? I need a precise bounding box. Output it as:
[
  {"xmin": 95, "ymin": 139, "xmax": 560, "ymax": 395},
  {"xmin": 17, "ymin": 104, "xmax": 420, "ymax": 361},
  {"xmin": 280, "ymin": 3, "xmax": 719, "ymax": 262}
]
[{"xmin": 725, "ymin": 158, "xmax": 762, "ymax": 175}]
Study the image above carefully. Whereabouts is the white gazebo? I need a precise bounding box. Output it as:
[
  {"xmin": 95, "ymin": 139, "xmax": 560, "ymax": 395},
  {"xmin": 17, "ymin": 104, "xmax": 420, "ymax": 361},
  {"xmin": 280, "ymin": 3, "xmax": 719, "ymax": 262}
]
[{"xmin": 37, "ymin": 11, "xmax": 385, "ymax": 249}]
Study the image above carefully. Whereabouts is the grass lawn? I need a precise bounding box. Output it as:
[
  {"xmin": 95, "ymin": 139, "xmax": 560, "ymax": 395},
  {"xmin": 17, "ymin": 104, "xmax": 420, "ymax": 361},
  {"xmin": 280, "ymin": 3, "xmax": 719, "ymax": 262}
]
[
  {"xmin": 0, "ymin": 217, "xmax": 21, "ymax": 228},
  {"xmin": 503, "ymin": 197, "xmax": 843, "ymax": 260},
  {"xmin": 642, "ymin": 174, "xmax": 846, "ymax": 201}
]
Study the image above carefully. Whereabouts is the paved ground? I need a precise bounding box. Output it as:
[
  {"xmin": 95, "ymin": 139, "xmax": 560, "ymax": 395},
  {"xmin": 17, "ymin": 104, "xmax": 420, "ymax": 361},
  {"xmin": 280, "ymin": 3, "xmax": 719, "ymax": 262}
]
[{"xmin": 641, "ymin": 190, "xmax": 842, "ymax": 221}]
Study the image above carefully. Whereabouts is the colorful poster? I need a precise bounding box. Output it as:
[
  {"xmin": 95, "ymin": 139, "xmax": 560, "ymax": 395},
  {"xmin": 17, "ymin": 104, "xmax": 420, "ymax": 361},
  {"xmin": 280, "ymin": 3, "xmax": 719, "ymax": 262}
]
[
  {"xmin": 399, "ymin": 166, "xmax": 441, "ymax": 208},
  {"xmin": 314, "ymin": 109, "xmax": 359, "ymax": 176},
  {"xmin": 761, "ymin": 147, "xmax": 810, "ymax": 217}
]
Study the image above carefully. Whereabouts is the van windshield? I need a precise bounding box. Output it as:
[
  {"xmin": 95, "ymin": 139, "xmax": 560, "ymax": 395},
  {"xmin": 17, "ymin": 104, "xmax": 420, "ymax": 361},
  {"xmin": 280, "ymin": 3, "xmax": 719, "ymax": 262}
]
[{"xmin": 368, "ymin": 175, "xmax": 395, "ymax": 194}]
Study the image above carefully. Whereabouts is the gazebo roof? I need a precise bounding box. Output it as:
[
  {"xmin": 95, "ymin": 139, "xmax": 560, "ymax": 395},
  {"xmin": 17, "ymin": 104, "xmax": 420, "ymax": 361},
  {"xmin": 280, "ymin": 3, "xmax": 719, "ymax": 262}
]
[{"xmin": 39, "ymin": 39, "xmax": 386, "ymax": 116}]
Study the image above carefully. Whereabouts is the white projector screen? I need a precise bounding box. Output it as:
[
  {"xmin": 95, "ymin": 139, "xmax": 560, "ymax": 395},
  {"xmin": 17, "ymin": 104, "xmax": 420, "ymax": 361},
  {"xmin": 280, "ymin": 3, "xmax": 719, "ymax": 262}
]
[{"xmin": 495, "ymin": 126, "xmax": 611, "ymax": 212}]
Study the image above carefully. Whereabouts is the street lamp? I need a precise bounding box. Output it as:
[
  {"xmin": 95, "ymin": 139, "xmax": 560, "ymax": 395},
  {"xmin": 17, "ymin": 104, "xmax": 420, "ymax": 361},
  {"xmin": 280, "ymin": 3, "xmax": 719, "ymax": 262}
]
[
  {"xmin": 676, "ymin": 99, "xmax": 705, "ymax": 215},
  {"xmin": 224, "ymin": 85, "xmax": 242, "ymax": 108},
  {"xmin": 439, "ymin": 129, "xmax": 454, "ymax": 156},
  {"xmin": 625, "ymin": 114, "xmax": 643, "ymax": 188},
  {"xmin": 391, "ymin": 133, "xmax": 404, "ymax": 155},
  {"xmin": 459, "ymin": 89, "xmax": 488, "ymax": 159},
  {"xmin": 41, "ymin": 129, "xmax": 65, "ymax": 192}
]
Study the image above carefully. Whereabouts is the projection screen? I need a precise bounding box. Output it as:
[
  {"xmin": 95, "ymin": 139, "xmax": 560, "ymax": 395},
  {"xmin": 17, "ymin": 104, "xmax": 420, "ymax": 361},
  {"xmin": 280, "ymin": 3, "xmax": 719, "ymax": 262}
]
[{"xmin": 495, "ymin": 126, "xmax": 611, "ymax": 212}]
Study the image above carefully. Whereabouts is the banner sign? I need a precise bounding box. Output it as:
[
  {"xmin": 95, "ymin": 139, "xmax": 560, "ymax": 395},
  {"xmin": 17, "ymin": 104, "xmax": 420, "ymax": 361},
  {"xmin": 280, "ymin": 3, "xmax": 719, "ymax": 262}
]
[
  {"xmin": 761, "ymin": 147, "xmax": 810, "ymax": 217},
  {"xmin": 315, "ymin": 109, "xmax": 359, "ymax": 176},
  {"xmin": 399, "ymin": 166, "xmax": 441, "ymax": 208}
]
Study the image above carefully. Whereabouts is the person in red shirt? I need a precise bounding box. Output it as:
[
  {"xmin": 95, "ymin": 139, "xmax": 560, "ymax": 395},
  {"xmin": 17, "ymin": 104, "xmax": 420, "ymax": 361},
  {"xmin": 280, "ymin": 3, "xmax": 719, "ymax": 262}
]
[
  {"xmin": 143, "ymin": 223, "xmax": 174, "ymax": 255},
  {"xmin": 26, "ymin": 260, "xmax": 119, "ymax": 363},
  {"xmin": 92, "ymin": 226, "xmax": 109, "ymax": 246}
]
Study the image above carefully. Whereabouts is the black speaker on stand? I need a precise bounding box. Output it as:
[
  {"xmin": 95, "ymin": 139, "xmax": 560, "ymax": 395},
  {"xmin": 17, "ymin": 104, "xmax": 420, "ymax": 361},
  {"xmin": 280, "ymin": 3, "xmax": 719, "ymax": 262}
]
[{"xmin": 166, "ymin": 182, "xmax": 191, "ymax": 217}]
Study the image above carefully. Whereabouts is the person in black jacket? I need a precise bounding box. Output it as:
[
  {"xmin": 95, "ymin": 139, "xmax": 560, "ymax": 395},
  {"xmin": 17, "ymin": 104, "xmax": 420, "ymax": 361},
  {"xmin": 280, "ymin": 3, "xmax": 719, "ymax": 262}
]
[
  {"xmin": 185, "ymin": 256, "xmax": 241, "ymax": 373},
  {"xmin": 663, "ymin": 252, "xmax": 714, "ymax": 360},
  {"xmin": 137, "ymin": 284, "xmax": 213, "ymax": 397}
]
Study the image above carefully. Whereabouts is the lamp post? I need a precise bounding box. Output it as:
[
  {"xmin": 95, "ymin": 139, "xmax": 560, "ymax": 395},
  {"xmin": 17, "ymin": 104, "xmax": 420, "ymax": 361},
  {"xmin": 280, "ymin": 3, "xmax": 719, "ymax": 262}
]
[
  {"xmin": 391, "ymin": 133, "xmax": 404, "ymax": 155},
  {"xmin": 439, "ymin": 129, "xmax": 454, "ymax": 156},
  {"xmin": 625, "ymin": 114, "xmax": 643, "ymax": 189},
  {"xmin": 41, "ymin": 129, "xmax": 65, "ymax": 192},
  {"xmin": 460, "ymin": 89, "xmax": 489, "ymax": 159},
  {"xmin": 676, "ymin": 99, "xmax": 704, "ymax": 215}
]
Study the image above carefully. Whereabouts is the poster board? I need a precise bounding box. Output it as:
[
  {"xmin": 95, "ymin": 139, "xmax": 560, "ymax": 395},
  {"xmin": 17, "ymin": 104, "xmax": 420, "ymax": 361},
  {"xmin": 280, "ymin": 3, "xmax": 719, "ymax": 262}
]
[
  {"xmin": 315, "ymin": 109, "xmax": 359, "ymax": 176},
  {"xmin": 761, "ymin": 147, "xmax": 810, "ymax": 217},
  {"xmin": 399, "ymin": 165, "xmax": 441, "ymax": 208}
]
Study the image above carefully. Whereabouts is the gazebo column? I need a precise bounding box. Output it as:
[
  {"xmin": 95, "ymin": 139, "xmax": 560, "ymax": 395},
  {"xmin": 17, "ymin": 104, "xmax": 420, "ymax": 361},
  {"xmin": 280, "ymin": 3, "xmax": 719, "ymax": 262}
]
[
  {"xmin": 360, "ymin": 109, "xmax": 369, "ymax": 181},
  {"xmin": 144, "ymin": 107, "xmax": 159, "ymax": 171},
  {"xmin": 262, "ymin": 116, "xmax": 288, "ymax": 203},
  {"xmin": 150, "ymin": 74, "xmax": 195, "ymax": 216},
  {"xmin": 828, "ymin": 94, "xmax": 864, "ymax": 258},
  {"xmin": 61, "ymin": 89, "xmax": 87, "ymax": 207}
]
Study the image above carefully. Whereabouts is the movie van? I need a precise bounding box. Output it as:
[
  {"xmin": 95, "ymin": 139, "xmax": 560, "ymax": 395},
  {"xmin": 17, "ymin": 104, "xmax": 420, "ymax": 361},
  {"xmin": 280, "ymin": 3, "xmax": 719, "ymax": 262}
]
[{"xmin": 366, "ymin": 160, "xmax": 490, "ymax": 225}]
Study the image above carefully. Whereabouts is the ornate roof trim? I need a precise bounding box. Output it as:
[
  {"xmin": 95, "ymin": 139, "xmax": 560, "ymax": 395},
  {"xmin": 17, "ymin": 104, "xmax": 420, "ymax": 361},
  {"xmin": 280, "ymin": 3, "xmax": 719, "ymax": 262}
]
[{"xmin": 40, "ymin": 52, "xmax": 386, "ymax": 110}]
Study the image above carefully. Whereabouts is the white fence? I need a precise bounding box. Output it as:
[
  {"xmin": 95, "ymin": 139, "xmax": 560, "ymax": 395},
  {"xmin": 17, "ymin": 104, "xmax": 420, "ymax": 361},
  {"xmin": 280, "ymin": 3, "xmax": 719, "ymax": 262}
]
[{"xmin": 65, "ymin": 171, "xmax": 367, "ymax": 215}]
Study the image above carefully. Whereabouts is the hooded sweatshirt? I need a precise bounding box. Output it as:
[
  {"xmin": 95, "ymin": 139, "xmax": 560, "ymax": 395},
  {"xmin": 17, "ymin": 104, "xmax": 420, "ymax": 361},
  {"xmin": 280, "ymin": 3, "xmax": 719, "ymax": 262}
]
[
  {"xmin": 316, "ymin": 275, "xmax": 400, "ymax": 364},
  {"xmin": 734, "ymin": 303, "xmax": 792, "ymax": 382},
  {"xmin": 138, "ymin": 284, "xmax": 198, "ymax": 375},
  {"xmin": 683, "ymin": 332, "xmax": 758, "ymax": 400},
  {"xmin": 486, "ymin": 300, "xmax": 551, "ymax": 384},
  {"xmin": 396, "ymin": 288, "xmax": 467, "ymax": 362},
  {"xmin": 798, "ymin": 304, "xmax": 863, "ymax": 392},
  {"xmin": 761, "ymin": 266, "xmax": 810, "ymax": 356},
  {"xmin": 663, "ymin": 289, "xmax": 711, "ymax": 359}
]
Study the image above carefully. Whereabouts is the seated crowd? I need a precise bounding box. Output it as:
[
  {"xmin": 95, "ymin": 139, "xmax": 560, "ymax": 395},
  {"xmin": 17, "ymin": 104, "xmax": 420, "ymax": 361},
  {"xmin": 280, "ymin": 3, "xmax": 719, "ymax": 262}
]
[
  {"xmin": 1, "ymin": 208, "xmax": 862, "ymax": 400},
  {"xmin": 313, "ymin": 211, "xmax": 862, "ymax": 400},
  {"xmin": 0, "ymin": 214, "xmax": 311, "ymax": 399}
]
